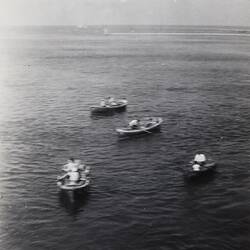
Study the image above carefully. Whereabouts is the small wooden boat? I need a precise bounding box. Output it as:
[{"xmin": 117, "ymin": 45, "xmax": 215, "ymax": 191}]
[
  {"xmin": 57, "ymin": 178, "xmax": 90, "ymax": 191},
  {"xmin": 185, "ymin": 161, "xmax": 216, "ymax": 179},
  {"xmin": 116, "ymin": 117, "xmax": 163, "ymax": 136},
  {"xmin": 57, "ymin": 166, "xmax": 90, "ymax": 191},
  {"xmin": 90, "ymin": 99, "xmax": 127, "ymax": 113}
]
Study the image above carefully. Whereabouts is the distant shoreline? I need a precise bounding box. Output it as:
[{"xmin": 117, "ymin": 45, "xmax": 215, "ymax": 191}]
[
  {"xmin": 107, "ymin": 32, "xmax": 250, "ymax": 37},
  {"xmin": 1, "ymin": 25, "xmax": 250, "ymax": 38},
  {"xmin": 1, "ymin": 24, "xmax": 250, "ymax": 29}
]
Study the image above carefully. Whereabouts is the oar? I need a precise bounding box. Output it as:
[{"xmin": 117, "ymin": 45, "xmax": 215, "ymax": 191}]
[
  {"xmin": 140, "ymin": 126, "xmax": 152, "ymax": 134},
  {"xmin": 57, "ymin": 173, "xmax": 68, "ymax": 181}
]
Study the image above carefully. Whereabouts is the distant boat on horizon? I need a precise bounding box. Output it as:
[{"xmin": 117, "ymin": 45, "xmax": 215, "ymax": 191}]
[
  {"xmin": 103, "ymin": 27, "xmax": 109, "ymax": 35},
  {"xmin": 76, "ymin": 25, "xmax": 88, "ymax": 29}
]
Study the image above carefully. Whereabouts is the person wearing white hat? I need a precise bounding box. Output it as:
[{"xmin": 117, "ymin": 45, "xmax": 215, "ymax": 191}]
[{"xmin": 194, "ymin": 154, "xmax": 206, "ymax": 165}]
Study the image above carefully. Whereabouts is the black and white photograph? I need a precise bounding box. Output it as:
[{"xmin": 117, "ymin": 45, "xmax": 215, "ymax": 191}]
[{"xmin": 0, "ymin": 1, "xmax": 250, "ymax": 249}]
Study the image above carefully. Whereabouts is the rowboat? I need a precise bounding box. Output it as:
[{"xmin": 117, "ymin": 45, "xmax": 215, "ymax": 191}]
[
  {"xmin": 57, "ymin": 178, "xmax": 90, "ymax": 191},
  {"xmin": 185, "ymin": 161, "xmax": 216, "ymax": 179},
  {"xmin": 57, "ymin": 166, "xmax": 90, "ymax": 191},
  {"xmin": 116, "ymin": 117, "xmax": 163, "ymax": 136},
  {"xmin": 91, "ymin": 99, "xmax": 127, "ymax": 113}
]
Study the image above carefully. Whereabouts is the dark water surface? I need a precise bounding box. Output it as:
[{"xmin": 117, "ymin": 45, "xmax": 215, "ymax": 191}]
[{"xmin": 0, "ymin": 26, "xmax": 250, "ymax": 250}]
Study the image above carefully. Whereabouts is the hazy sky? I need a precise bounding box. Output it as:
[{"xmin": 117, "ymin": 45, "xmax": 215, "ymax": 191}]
[{"xmin": 0, "ymin": 0, "xmax": 250, "ymax": 26}]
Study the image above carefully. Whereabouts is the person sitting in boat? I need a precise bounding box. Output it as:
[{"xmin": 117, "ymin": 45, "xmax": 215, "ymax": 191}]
[
  {"xmin": 80, "ymin": 170, "xmax": 87, "ymax": 181},
  {"xmin": 106, "ymin": 97, "xmax": 116, "ymax": 106},
  {"xmin": 63, "ymin": 158, "xmax": 80, "ymax": 172},
  {"xmin": 107, "ymin": 96, "xmax": 114, "ymax": 102},
  {"xmin": 129, "ymin": 119, "xmax": 140, "ymax": 129},
  {"xmin": 192, "ymin": 163, "xmax": 201, "ymax": 171},
  {"xmin": 59, "ymin": 167, "xmax": 81, "ymax": 185},
  {"xmin": 68, "ymin": 169, "xmax": 81, "ymax": 184},
  {"xmin": 194, "ymin": 154, "xmax": 206, "ymax": 165},
  {"xmin": 100, "ymin": 99, "xmax": 106, "ymax": 107},
  {"xmin": 146, "ymin": 118, "xmax": 154, "ymax": 127}
]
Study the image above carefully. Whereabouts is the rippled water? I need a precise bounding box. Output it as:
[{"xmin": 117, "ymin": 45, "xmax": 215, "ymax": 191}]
[{"xmin": 0, "ymin": 26, "xmax": 250, "ymax": 250}]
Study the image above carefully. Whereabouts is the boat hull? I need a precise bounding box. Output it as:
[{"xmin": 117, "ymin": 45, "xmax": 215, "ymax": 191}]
[
  {"xmin": 116, "ymin": 117, "xmax": 163, "ymax": 136},
  {"xmin": 57, "ymin": 166, "xmax": 90, "ymax": 191},
  {"xmin": 91, "ymin": 100, "xmax": 127, "ymax": 114},
  {"xmin": 57, "ymin": 179, "xmax": 90, "ymax": 191},
  {"xmin": 185, "ymin": 162, "xmax": 216, "ymax": 179}
]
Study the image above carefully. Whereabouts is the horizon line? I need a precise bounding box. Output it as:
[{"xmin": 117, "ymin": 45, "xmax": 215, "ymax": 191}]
[{"xmin": 0, "ymin": 24, "xmax": 250, "ymax": 28}]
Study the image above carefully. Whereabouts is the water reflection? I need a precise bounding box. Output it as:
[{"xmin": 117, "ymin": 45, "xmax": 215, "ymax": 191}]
[
  {"xmin": 184, "ymin": 170, "xmax": 217, "ymax": 186},
  {"xmin": 58, "ymin": 189, "xmax": 90, "ymax": 216},
  {"xmin": 90, "ymin": 110, "xmax": 127, "ymax": 120}
]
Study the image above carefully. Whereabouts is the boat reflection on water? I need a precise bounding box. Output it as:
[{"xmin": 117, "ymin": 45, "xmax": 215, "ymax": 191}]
[
  {"xmin": 90, "ymin": 107, "xmax": 127, "ymax": 120},
  {"xmin": 58, "ymin": 189, "xmax": 90, "ymax": 216},
  {"xmin": 184, "ymin": 170, "xmax": 217, "ymax": 186}
]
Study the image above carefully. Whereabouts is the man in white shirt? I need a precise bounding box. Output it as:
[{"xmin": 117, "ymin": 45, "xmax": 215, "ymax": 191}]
[
  {"xmin": 100, "ymin": 100, "xmax": 106, "ymax": 107},
  {"xmin": 194, "ymin": 154, "xmax": 206, "ymax": 164},
  {"xmin": 129, "ymin": 119, "xmax": 140, "ymax": 129},
  {"xmin": 67, "ymin": 170, "xmax": 80, "ymax": 184},
  {"xmin": 106, "ymin": 97, "xmax": 116, "ymax": 106},
  {"xmin": 63, "ymin": 158, "xmax": 80, "ymax": 172},
  {"xmin": 58, "ymin": 167, "xmax": 81, "ymax": 185}
]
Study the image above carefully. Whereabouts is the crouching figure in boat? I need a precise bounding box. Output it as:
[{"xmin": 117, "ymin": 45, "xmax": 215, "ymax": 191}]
[
  {"xmin": 116, "ymin": 117, "xmax": 163, "ymax": 136},
  {"xmin": 186, "ymin": 154, "xmax": 216, "ymax": 179},
  {"xmin": 91, "ymin": 97, "xmax": 128, "ymax": 114},
  {"xmin": 57, "ymin": 158, "xmax": 90, "ymax": 191}
]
